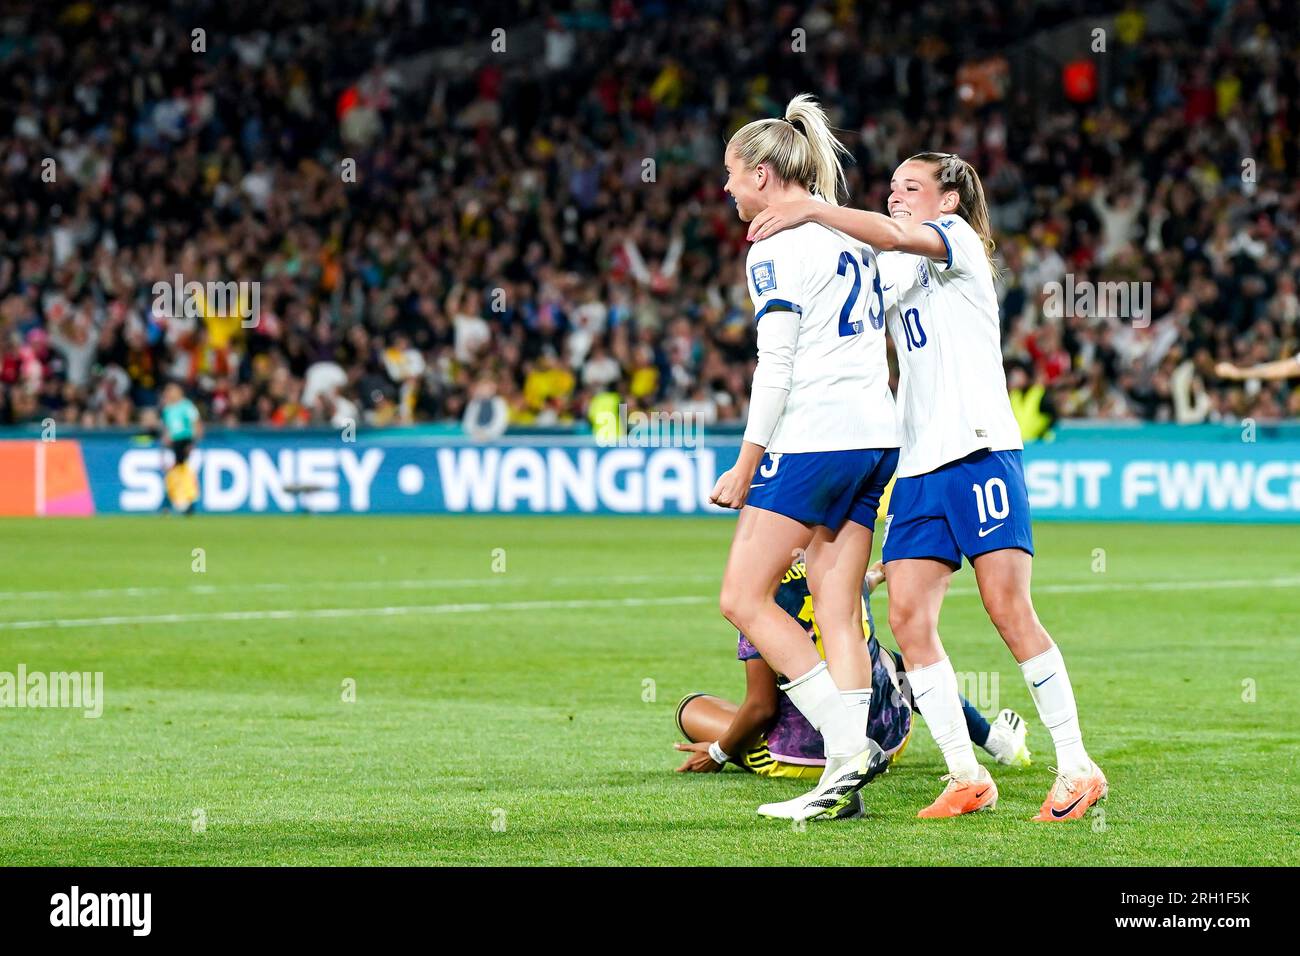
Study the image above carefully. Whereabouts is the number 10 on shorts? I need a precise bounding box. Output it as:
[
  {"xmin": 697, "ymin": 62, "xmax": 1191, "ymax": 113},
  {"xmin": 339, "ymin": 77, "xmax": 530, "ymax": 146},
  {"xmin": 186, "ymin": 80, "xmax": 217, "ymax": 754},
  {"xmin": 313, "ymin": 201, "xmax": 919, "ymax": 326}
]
[{"xmin": 971, "ymin": 477, "xmax": 1010, "ymax": 524}]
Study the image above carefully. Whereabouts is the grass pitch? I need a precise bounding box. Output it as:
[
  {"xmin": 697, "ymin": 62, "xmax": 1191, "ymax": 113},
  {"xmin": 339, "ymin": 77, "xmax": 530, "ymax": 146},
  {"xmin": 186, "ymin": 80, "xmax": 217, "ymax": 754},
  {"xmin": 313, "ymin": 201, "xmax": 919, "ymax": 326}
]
[{"xmin": 0, "ymin": 515, "xmax": 1296, "ymax": 866}]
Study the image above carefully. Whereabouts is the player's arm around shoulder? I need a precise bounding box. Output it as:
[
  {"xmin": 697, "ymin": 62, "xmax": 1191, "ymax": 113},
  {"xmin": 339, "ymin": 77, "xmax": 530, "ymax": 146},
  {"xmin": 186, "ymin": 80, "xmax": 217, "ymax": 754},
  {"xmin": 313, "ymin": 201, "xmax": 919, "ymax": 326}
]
[{"xmin": 749, "ymin": 200, "xmax": 949, "ymax": 264}]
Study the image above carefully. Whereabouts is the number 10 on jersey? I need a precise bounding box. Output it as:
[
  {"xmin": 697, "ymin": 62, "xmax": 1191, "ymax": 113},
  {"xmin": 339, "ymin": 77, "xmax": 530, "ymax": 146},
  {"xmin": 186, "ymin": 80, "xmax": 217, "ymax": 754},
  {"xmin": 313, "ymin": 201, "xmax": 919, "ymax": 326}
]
[{"xmin": 901, "ymin": 307, "xmax": 927, "ymax": 351}]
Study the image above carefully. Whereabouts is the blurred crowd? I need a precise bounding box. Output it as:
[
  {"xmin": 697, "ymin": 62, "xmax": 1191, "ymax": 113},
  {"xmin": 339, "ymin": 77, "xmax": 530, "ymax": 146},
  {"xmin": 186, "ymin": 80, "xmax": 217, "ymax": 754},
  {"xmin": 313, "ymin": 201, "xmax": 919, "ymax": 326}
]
[{"xmin": 2, "ymin": 0, "xmax": 1299, "ymax": 434}]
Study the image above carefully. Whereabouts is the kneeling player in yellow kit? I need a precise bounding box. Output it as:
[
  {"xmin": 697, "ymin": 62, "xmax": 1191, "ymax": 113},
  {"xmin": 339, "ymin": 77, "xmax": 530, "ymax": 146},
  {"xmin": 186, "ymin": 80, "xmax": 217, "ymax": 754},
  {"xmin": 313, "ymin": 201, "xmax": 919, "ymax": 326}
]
[{"xmin": 674, "ymin": 561, "xmax": 1030, "ymax": 817}]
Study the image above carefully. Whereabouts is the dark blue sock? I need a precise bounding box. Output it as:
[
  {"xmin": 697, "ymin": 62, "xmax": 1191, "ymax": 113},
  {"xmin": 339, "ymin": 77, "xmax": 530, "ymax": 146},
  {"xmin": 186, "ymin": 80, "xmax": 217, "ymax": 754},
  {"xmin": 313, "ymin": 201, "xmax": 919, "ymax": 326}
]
[{"xmin": 963, "ymin": 697, "xmax": 990, "ymax": 747}]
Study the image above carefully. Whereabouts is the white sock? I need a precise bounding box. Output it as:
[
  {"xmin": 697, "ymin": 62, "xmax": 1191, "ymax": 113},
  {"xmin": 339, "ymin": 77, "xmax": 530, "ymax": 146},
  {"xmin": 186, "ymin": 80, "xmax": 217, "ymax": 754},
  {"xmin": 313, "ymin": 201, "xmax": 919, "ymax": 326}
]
[
  {"xmin": 840, "ymin": 688, "xmax": 872, "ymax": 743},
  {"xmin": 982, "ymin": 722, "xmax": 1013, "ymax": 762},
  {"xmin": 780, "ymin": 661, "xmax": 860, "ymax": 758},
  {"xmin": 906, "ymin": 657, "xmax": 980, "ymax": 779},
  {"xmin": 1019, "ymin": 645, "xmax": 1090, "ymax": 775}
]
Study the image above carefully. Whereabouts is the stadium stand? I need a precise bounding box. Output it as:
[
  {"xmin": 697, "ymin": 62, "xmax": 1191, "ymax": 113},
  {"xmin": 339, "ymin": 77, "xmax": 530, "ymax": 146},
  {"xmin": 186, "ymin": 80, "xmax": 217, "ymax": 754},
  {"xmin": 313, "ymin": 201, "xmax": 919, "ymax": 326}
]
[{"xmin": 2, "ymin": 0, "xmax": 1297, "ymax": 432}]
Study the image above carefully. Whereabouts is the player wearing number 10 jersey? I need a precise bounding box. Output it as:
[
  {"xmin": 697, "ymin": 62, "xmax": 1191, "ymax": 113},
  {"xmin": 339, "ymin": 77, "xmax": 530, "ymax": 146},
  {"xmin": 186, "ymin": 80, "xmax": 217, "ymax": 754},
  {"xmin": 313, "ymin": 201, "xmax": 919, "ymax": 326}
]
[{"xmin": 746, "ymin": 152, "xmax": 1107, "ymax": 824}]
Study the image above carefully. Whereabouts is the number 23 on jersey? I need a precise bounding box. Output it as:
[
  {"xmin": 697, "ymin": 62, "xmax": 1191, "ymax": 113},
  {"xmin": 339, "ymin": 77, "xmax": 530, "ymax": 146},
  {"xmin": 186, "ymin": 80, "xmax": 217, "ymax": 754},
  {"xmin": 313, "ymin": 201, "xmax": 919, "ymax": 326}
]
[{"xmin": 835, "ymin": 249, "xmax": 885, "ymax": 338}]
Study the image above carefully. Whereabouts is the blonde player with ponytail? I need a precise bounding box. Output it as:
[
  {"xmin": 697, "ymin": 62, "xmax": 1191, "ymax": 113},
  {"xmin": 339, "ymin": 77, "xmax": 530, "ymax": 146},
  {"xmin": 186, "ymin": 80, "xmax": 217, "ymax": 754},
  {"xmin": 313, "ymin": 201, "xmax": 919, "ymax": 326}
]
[
  {"xmin": 710, "ymin": 95, "xmax": 901, "ymax": 822},
  {"xmin": 747, "ymin": 153, "xmax": 1108, "ymax": 822}
]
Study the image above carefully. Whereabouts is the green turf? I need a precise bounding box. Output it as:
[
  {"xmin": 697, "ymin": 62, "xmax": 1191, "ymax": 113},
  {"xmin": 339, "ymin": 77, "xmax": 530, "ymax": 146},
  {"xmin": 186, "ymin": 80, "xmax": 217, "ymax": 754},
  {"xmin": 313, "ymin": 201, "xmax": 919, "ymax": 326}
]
[{"xmin": 0, "ymin": 515, "xmax": 1295, "ymax": 866}]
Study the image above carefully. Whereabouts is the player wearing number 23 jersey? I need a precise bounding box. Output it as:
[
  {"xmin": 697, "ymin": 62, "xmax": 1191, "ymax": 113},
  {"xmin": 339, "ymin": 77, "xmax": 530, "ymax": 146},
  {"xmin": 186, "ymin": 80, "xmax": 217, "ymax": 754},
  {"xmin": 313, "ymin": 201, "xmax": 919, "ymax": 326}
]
[
  {"xmin": 879, "ymin": 214, "xmax": 1031, "ymax": 566},
  {"xmin": 743, "ymin": 209, "xmax": 900, "ymax": 529}
]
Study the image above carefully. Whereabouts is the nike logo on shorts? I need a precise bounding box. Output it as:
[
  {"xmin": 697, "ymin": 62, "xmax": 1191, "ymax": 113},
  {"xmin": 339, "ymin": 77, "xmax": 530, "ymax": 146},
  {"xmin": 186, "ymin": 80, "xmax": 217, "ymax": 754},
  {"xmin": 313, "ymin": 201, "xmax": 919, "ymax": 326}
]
[{"xmin": 977, "ymin": 523, "xmax": 1005, "ymax": 537}]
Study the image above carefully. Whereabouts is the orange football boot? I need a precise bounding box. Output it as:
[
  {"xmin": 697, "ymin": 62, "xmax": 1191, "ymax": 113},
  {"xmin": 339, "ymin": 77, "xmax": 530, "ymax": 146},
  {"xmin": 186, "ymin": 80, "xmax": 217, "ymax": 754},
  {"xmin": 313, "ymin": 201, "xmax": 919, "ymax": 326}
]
[
  {"xmin": 917, "ymin": 766, "xmax": 998, "ymax": 818},
  {"xmin": 1033, "ymin": 762, "xmax": 1108, "ymax": 821}
]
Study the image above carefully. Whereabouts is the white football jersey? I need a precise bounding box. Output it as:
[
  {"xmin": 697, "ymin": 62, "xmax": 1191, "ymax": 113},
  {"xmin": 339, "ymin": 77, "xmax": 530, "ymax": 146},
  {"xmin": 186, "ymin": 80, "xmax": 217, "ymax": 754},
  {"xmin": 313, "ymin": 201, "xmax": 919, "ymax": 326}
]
[
  {"xmin": 746, "ymin": 221, "xmax": 899, "ymax": 453},
  {"xmin": 880, "ymin": 215, "xmax": 1022, "ymax": 478}
]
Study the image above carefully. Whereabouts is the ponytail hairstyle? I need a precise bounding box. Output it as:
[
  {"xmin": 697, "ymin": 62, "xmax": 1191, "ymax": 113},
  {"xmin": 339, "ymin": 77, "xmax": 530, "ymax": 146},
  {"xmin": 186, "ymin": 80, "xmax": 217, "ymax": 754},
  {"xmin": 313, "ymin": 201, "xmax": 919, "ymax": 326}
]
[
  {"xmin": 729, "ymin": 94, "xmax": 851, "ymax": 205},
  {"xmin": 906, "ymin": 151, "xmax": 1000, "ymax": 280}
]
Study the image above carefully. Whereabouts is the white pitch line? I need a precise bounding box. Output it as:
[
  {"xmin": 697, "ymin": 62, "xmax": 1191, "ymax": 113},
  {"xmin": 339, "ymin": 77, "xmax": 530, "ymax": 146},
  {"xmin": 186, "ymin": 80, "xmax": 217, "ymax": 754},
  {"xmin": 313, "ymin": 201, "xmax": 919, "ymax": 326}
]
[
  {"xmin": 0, "ymin": 595, "xmax": 716, "ymax": 631},
  {"xmin": 8, "ymin": 572, "xmax": 1294, "ymax": 605},
  {"xmin": 0, "ymin": 574, "xmax": 1297, "ymax": 632},
  {"xmin": 0, "ymin": 572, "xmax": 719, "ymax": 603},
  {"xmin": 938, "ymin": 574, "xmax": 1300, "ymax": 599}
]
